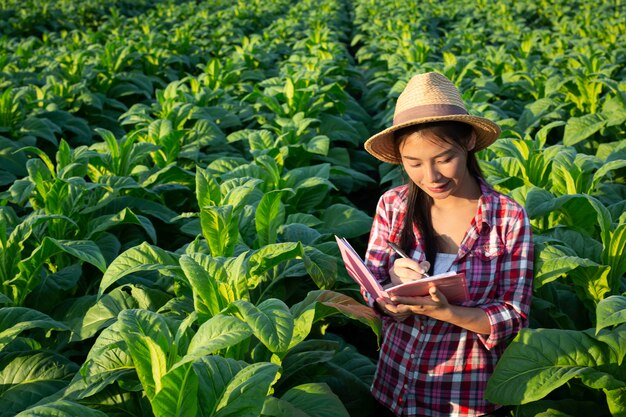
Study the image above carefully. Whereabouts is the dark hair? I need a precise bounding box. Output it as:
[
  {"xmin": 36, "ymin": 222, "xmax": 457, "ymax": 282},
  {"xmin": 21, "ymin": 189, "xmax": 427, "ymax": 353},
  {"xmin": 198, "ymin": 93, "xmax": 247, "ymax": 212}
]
[{"xmin": 393, "ymin": 121, "xmax": 483, "ymax": 273}]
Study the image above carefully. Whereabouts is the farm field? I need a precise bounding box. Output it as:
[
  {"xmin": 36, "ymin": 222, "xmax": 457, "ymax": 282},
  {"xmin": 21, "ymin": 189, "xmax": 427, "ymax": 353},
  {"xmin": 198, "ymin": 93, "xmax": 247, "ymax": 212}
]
[{"xmin": 0, "ymin": 0, "xmax": 625, "ymax": 416}]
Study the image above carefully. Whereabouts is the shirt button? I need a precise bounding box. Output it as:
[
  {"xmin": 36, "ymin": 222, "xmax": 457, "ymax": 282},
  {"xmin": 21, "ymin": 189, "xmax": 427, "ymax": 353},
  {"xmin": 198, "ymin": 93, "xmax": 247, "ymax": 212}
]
[
  {"xmin": 410, "ymin": 354, "xmax": 415, "ymax": 359},
  {"xmin": 404, "ymin": 384, "xmax": 408, "ymax": 389}
]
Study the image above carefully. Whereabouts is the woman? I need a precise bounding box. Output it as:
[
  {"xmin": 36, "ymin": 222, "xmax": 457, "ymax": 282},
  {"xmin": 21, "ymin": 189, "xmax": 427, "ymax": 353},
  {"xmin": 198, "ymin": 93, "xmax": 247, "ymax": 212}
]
[{"xmin": 362, "ymin": 72, "xmax": 533, "ymax": 417}]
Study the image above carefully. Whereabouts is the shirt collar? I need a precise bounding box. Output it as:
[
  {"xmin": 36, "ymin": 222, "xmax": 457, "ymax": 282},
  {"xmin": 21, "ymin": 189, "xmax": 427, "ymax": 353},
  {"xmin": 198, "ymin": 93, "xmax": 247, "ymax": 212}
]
[{"xmin": 475, "ymin": 178, "xmax": 497, "ymax": 232}]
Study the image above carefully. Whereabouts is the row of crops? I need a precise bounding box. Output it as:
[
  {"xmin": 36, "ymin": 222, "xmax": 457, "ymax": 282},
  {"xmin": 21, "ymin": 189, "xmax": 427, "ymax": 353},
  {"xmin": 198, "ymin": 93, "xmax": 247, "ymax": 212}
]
[{"xmin": 0, "ymin": 0, "xmax": 625, "ymax": 416}]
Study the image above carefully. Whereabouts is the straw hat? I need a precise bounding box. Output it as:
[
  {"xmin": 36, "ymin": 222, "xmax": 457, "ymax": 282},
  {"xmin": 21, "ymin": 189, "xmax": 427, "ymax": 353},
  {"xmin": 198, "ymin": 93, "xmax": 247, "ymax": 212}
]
[{"xmin": 364, "ymin": 72, "xmax": 501, "ymax": 164}]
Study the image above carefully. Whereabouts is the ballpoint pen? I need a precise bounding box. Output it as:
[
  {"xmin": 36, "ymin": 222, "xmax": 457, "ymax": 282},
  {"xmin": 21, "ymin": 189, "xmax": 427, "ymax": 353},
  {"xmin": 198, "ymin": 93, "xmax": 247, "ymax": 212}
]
[{"xmin": 387, "ymin": 240, "xmax": 430, "ymax": 277}]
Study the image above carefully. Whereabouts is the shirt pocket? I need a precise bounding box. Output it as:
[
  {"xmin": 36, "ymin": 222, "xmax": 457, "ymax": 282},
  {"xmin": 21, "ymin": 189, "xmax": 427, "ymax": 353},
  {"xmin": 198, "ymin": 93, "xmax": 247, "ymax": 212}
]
[
  {"xmin": 471, "ymin": 241, "xmax": 505, "ymax": 261},
  {"xmin": 464, "ymin": 239, "xmax": 506, "ymax": 303}
]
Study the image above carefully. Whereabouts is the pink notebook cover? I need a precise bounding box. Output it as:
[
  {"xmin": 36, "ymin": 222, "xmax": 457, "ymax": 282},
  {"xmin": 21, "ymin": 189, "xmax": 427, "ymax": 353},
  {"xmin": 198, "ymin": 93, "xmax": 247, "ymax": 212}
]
[{"xmin": 335, "ymin": 236, "xmax": 469, "ymax": 304}]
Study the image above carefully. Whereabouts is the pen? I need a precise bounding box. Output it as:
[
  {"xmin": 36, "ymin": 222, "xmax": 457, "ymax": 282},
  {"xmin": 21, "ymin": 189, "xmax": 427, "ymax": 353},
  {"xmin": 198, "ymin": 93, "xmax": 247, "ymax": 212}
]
[{"xmin": 387, "ymin": 240, "xmax": 430, "ymax": 277}]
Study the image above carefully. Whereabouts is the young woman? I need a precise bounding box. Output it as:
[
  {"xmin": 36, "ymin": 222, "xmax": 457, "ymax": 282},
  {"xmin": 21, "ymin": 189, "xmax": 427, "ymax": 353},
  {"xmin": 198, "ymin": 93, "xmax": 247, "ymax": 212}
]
[{"xmin": 362, "ymin": 72, "xmax": 533, "ymax": 417}]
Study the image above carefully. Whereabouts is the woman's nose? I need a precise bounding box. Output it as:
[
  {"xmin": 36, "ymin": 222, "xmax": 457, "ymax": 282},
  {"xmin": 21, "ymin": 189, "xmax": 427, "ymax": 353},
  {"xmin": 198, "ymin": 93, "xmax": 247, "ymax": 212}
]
[{"xmin": 423, "ymin": 164, "xmax": 441, "ymax": 182}]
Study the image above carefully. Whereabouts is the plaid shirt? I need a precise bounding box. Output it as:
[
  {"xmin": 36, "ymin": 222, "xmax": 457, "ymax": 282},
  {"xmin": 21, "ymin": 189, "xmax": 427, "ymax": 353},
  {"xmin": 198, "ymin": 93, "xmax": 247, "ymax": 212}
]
[{"xmin": 364, "ymin": 180, "xmax": 533, "ymax": 417}]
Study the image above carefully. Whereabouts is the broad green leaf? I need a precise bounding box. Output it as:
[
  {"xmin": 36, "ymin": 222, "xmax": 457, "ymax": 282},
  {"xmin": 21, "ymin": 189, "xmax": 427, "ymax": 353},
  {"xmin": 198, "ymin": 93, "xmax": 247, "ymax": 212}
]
[
  {"xmin": 256, "ymin": 190, "xmax": 286, "ymax": 247},
  {"xmin": 184, "ymin": 314, "xmax": 252, "ymax": 362},
  {"xmin": 152, "ymin": 361, "xmax": 199, "ymax": 417},
  {"xmin": 604, "ymin": 223, "xmax": 626, "ymax": 292},
  {"xmin": 485, "ymin": 328, "xmax": 625, "ymax": 405},
  {"xmin": 301, "ymin": 246, "xmax": 337, "ymax": 290},
  {"xmin": 594, "ymin": 325, "xmax": 626, "ymax": 366},
  {"xmin": 200, "ymin": 205, "xmax": 238, "ymax": 257},
  {"xmin": 193, "ymin": 356, "xmax": 247, "ymax": 417},
  {"xmin": 5, "ymin": 235, "xmax": 97, "ymax": 304},
  {"xmin": 0, "ymin": 293, "xmax": 11, "ymax": 305},
  {"xmin": 0, "ymin": 307, "xmax": 68, "ymax": 349},
  {"xmin": 596, "ymin": 296, "xmax": 626, "ymax": 333},
  {"xmin": 117, "ymin": 309, "xmax": 173, "ymax": 399},
  {"xmin": 305, "ymin": 135, "xmax": 330, "ymax": 156},
  {"xmin": 180, "ymin": 255, "xmax": 224, "ymax": 322},
  {"xmin": 65, "ymin": 321, "xmax": 133, "ymax": 400},
  {"xmin": 87, "ymin": 208, "xmax": 156, "ymax": 243},
  {"xmin": 290, "ymin": 290, "xmax": 381, "ymax": 347},
  {"xmin": 319, "ymin": 204, "xmax": 372, "ymax": 238},
  {"xmin": 0, "ymin": 351, "xmax": 78, "ymax": 417},
  {"xmin": 590, "ymin": 160, "xmax": 626, "ymax": 192},
  {"xmin": 65, "ymin": 287, "xmax": 140, "ymax": 342},
  {"xmin": 279, "ymin": 340, "xmax": 338, "ymax": 383},
  {"xmin": 605, "ymin": 387, "xmax": 626, "ymax": 417},
  {"xmin": 214, "ymin": 361, "xmax": 281, "ymax": 417},
  {"xmin": 563, "ymin": 113, "xmax": 607, "ymax": 146},
  {"xmin": 248, "ymin": 242, "xmax": 303, "ymax": 279},
  {"xmin": 196, "ymin": 167, "xmax": 221, "ymax": 208},
  {"xmin": 98, "ymin": 242, "xmax": 181, "ymax": 296},
  {"xmin": 286, "ymin": 177, "xmax": 334, "ymax": 212},
  {"xmin": 262, "ymin": 383, "xmax": 350, "ymax": 417},
  {"xmin": 221, "ymin": 180, "xmax": 261, "ymax": 211},
  {"xmin": 14, "ymin": 400, "xmax": 108, "ymax": 417},
  {"xmin": 229, "ymin": 299, "xmax": 294, "ymax": 355},
  {"xmin": 277, "ymin": 336, "xmax": 376, "ymax": 416}
]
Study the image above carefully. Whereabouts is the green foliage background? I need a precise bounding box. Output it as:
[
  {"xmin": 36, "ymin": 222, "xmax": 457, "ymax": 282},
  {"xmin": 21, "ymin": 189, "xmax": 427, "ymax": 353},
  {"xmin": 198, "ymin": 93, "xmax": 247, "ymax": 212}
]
[{"xmin": 0, "ymin": 0, "xmax": 625, "ymax": 416}]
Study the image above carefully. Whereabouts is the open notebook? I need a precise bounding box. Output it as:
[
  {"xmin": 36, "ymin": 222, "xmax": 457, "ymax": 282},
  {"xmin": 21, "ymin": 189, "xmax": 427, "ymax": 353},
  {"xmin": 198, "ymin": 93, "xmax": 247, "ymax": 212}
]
[{"xmin": 335, "ymin": 236, "xmax": 469, "ymax": 304}]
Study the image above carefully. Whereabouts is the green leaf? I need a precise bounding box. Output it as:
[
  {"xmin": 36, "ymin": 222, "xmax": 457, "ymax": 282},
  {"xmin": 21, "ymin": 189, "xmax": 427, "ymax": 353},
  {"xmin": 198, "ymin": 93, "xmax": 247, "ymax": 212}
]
[
  {"xmin": 65, "ymin": 320, "xmax": 133, "ymax": 400},
  {"xmin": 14, "ymin": 400, "xmax": 109, "ymax": 417},
  {"xmin": 7, "ymin": 237, "xmax": 104, "ymax": 305},
  {"xmin": 605, "ymin": 387, "xmax": 626, "ymax": 417},
  {"xmin": 262, "ymin": 383, "xmax": 350, "ymax": 417},
  {"xmin": 319, "ymin": 204, "xmax": 372, "ymax": 238},
  {"xmin": 117, "ymin": 309, "xmax": 173, "ymax": 400},
  {"xmin": 0, "ymin": 307, "xmax": 68, "ymax": 349},
  {"xmin": 152, "ymin": 361, "xmax": 199, "ymax": 417},
  {"xmin": 229, "ymin": 299, "xmax": 294, "ymax": 355},
  {"xmin": 0, "ymin": 351, "xmax": 78, "ymax": 417},
  {"xmin": 596, "ymin": 296, "xmax": 626, "ymax": 333},
  {"xmin": 290, "ymin": 290, "xmax": 381, "ymax": 347},
  {"xmin": 180, "ymin": 255, "xmax": 225, "ymax": 322},
  {"xmin": 65, "ymin": 287, "xmax": 140, "ymax": 342},
  {"xmin": 87, "ymin": 208, "xmax": 156, "ymax": 243},
  {"xmin": 590, "ymin": 159, "xmax": 626, "ymax": 192},
  {"xmin": 248, "ymin": 242, "xmax": 304, "ymax": 279},
  {"xmin": 98, "ymin": 242, "xmax": 181, "ymax": 296},
  {"xmin": 196, "ymin": 167, "xmax": 221, "ymax": 208},
  {"xmin": 563, "ymin": 113, "xmax": 607, "ymax": 146},
  {"xmin": 193, "ymin": 356, "xmax": 247, "ymax": 416},
  {"xmin": 184, "ymin": 314, "xmax": 252, "ymax": 362},
  {"xmin": 485, "ymin": 328, "xmax": 625, "ymax": 405},
  {"xmin": 201, "ymin": 205, "xmax": 238, "ymax": 257},
  {"xmin": 305, "ymin": 135, "xmax": 330, "ymax": 156},
  {"xmin": 301, "ymin": 246, "xmax": 337, "ymax": 289},
  {"xmin": 214, "ymin": 361, "xmax": 281, "ymax": 417},
  {"xmin": 256, "ymin": 190, "xmax": 287, "ymax": 247}
]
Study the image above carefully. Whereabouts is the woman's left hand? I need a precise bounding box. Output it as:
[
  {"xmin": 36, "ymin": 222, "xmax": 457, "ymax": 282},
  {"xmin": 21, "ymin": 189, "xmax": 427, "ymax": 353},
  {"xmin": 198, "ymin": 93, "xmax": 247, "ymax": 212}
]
[{"xmin": 386, "ymin": 285, "xmax": 450, "ymax": 318}]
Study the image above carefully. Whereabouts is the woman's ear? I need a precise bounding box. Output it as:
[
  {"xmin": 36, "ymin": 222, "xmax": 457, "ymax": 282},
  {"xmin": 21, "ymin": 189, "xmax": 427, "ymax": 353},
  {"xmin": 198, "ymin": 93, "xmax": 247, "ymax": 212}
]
[{"xmin": 467, "ymin": 130, "xmax": 477, "ymax": 151}]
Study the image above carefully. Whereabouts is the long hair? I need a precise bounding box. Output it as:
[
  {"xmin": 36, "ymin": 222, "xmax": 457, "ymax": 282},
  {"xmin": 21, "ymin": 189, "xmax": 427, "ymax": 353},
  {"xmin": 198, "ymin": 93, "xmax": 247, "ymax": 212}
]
[{"xmin": 393, "ymin": 121, "xmax": 483, "ymax": 273}]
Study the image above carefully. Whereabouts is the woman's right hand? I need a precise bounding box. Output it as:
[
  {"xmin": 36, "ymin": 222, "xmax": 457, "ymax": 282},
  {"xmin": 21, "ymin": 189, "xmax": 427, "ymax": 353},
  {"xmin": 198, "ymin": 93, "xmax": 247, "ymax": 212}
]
[{"xmin": 389, "ymin": 258, "xmax": 431, "ymax": 285}]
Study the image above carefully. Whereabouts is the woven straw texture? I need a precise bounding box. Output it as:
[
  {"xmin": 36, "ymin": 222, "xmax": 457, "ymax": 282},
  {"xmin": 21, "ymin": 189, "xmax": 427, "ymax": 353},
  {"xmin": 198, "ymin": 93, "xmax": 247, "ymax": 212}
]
[{"xmin": 364, "ymin": 72, "xmax": 501, "ymax": 164}]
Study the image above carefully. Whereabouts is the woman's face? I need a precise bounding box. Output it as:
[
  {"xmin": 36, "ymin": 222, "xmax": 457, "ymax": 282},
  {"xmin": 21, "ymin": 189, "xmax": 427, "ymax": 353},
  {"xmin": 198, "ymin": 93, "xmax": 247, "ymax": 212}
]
[{"xmin": 399, "ymin": 130, "xmax": 477, "ymax": 202}]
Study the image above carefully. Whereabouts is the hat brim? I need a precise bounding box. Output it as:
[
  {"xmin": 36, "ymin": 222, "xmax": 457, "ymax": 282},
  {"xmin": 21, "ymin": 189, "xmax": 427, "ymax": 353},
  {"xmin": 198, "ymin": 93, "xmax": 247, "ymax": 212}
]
[{"xmin": 364, "ymin": 114, "xmax": 501, "ymax": 164}]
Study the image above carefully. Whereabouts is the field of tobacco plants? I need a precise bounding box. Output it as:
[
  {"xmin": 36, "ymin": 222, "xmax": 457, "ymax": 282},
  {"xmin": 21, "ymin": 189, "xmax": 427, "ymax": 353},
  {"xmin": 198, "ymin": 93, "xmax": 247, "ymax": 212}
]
[{"xmin": 0, "ymin": 0, "xmax": 625, "ymax": 416}]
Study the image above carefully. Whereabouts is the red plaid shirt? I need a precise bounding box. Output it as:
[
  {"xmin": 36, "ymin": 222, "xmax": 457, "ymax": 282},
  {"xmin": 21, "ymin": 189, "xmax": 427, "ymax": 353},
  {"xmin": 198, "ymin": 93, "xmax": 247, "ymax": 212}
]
[{"xmin": 364, "ymin": 180, "xmax": 533, "ymax": 417}]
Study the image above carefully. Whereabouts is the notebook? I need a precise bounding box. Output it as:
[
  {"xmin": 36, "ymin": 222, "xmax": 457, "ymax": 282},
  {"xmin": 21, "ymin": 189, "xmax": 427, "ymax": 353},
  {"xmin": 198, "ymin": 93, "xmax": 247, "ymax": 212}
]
[{"xmin": 335, "ymin": 236, "xmax": 469, "ymax": 304}]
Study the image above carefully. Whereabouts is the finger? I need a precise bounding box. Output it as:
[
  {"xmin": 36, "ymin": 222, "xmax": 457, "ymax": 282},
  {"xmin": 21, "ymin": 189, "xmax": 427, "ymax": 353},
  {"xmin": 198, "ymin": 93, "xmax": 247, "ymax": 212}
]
[
  {"xmin": 419, "ymin": 261, "xmax": 431, "ymax": 275},
  {"xmin": 390, "ymin": 295, "xmax": 432, "ymax": 305},
  {"xmin": 428, "ymin": 285, "xmax": 440, "ymax": 302}
]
